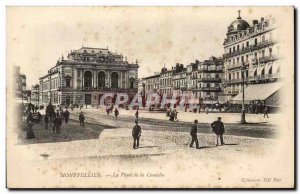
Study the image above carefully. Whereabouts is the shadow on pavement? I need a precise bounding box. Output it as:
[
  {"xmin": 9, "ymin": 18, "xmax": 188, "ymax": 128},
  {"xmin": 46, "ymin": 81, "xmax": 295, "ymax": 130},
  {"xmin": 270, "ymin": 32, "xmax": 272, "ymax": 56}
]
[
  {"xmin": 224, "ymin": 143, "xmax": 239, "ymax": 146},
  {"xmin": 139, "ymin": 146, "xmax": 159, "ymax": 149}
]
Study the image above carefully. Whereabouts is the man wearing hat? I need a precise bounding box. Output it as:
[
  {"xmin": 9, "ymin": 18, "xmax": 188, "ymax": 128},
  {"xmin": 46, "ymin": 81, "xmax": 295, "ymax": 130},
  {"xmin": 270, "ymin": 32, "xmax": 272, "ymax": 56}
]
[
  {"xmin": 190, "ymin": 119, "xmax": 200, "ymax": 149},
  {"xmin": 132, "ymin": 120, "xmax": 142, "ymax": 149},
  {"xmin": 211, "ymin": 117, "xmax": 225, "ymax": 146}
]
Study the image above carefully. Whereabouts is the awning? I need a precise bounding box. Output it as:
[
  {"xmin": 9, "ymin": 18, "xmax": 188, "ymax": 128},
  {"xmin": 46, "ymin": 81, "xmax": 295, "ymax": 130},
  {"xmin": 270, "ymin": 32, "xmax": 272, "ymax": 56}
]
[{"xmin": 231, "ymin": 82, "xmax": 282, "ymax": 103}]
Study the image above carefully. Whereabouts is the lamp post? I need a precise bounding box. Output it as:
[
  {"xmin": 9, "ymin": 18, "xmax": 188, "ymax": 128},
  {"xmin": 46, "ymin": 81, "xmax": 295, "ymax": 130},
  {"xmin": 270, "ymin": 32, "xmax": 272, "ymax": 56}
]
[{"xmin": 240, "ymin": 62, "xmax": 246, "ymax": 124}]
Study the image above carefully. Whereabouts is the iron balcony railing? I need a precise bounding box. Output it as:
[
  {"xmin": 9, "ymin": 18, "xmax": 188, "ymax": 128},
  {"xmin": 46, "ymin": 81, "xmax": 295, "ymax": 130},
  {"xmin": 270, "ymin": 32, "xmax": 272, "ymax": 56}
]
[
  {"xmin": 249, "ymin": 73, "xmax": 280, "ymax": 81},
  {"xmin": 198, "ymin": 87, "xmax": 221, "ymax": 92},
  {"xmin": 198, "ymin": 77, "xmax": 222, "ymax": 82}
]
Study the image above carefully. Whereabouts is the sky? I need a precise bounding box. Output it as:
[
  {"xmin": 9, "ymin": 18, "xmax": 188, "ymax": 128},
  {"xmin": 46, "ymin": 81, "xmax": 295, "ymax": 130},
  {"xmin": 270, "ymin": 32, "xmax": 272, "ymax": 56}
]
[{"xmin": 6, "ymin": 7, "xmax": 288, "ymax": 87}]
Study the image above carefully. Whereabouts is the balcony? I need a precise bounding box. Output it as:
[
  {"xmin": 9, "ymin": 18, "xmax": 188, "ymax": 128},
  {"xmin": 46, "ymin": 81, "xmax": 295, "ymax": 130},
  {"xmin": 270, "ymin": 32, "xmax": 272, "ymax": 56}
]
[
  {"xmin": 224, "ymin": 78, "xmax": 249, "ymax": 85},
  {"xmin": 249, "ymin": 73, "xmax": 280, "ymax": 82},
  {"xmin": 251, "ymin": 58, "xmax": 259, "ymax": 66},
  {"xmin": 223, "ymin": 40, "xmax": 277, "ymax": 59},
  {"xmin": 198, "ymin": 68, "xmax": 223, "ymax": 73},
  {"xmin": 259, "ymin": 56, "xmax": 278, "ymax": 64},
  {"xmin": 198, "ymin": 77, "xmax": 221, "ymax": 82},
  {"xmin": 81, "ymin": 87, "xmax": 137, "ymax": 93},
  {"xmin": 198, "ymin": 87, "xmax": 221, "ymax": 92}
]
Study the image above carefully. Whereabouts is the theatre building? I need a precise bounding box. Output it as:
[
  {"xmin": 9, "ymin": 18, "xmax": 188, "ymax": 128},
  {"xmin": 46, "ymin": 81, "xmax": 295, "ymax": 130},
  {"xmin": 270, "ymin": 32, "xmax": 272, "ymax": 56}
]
[{"xmin": 39, "ymin": 46, "xmax": 139, "ymax": 106}]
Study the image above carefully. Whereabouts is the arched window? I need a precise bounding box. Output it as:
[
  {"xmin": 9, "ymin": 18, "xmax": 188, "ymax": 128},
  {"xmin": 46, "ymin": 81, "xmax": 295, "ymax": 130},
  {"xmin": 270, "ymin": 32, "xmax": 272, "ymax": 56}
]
[
  {"xmin": 84, "ymin": 71, "xmax": 93, "ymax": 87},
  {"xmin": 261, "ymin": 68, "xmax": 265, "ymax": 76},
  {"xmin": 268, "ymin": 66, "xmax": 272, "ymax": 74},
  {"xmin": 129, "ymin": 78, "xmax": 135, "ymax": 89},
  {"xmin": 65, "ymin": 76, "xmax": 71, "ymax": 87},
  {"xmin": 111, "ymin": 72, "xmax": 118, "ymax": 88},
  {"xmin": 254, "ymin": 69, "xmax": 257, "ymax": 76},
  {"xmin": 98, "ymin": 71, "xmax": 106, "ymax": 88}
]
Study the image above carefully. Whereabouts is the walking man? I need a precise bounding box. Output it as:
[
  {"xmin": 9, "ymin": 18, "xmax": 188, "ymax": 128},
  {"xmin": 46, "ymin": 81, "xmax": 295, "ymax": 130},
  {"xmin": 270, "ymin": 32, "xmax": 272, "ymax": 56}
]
[
  {"xmin": 190, "ymin": 119, "xmax": 200, "ymax": 149},
  {"xmin": 263, "ymin": 107, "xmax": 269, "ymax": 118},
  {"xmin": 114, "ymin": 108, "xmax": 119, "ymax": 119},
  {"xmin": 44, "ymin": 113, "xmax": 49, "ymax": 130},
  {"xmin": 132, "ymin": 120, "xmax": 141, "ymax": 149},
  {"xmin": 211, "ymin": 117, "xmax": 225, "ymax": 146},
  {"xmin": 64, "ymin": 109, "xmax": 70, "ymax": 123},
  {"xmin": 79, "ymin": 111, "xmax": 85, "ymax": 126}
]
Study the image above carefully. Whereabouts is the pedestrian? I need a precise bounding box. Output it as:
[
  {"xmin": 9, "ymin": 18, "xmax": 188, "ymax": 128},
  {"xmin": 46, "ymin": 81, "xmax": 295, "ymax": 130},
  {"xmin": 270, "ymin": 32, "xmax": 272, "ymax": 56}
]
[
  {"xmin": 56, "ymin": 110, "xmax": 60, "ymax": 117},
  {"xmin": 205, "ymin": 107, "xmax": 209, "ymax": 114},
  {"xmin": 44, "ymin": 113, "xmax": 49, "ymax": 130},
  {"xmin": 135, "ymin": 109, "xmax": 139, "ymax": 119},
  {"xmin": 263, "ymin": 107, "xmax": 269, "ymax": 118},
  {"xmin": 26, "ymin": 120, "xmax": 35, "ymax": 139},
  {"xmin": 79, "ymin": 111, "xmax": 85, "ymax": 126},
  {"xmin": 189, "ymin": 119, "xmax": 200, "ymax": 149},
  {"xmin": 54, "ymin": 115, "xmax": 62, "ymax": 134},
  {"xmin": 64, "ymin": 109, "xmax": 70, "ymax": 123},
  {"xmin": 132, "ymin": 120, "xmax": 141, "ymax": 149},
  {"xmin": 174, "ymin": 109, "xmax": 178, "ymax": 121},
  {"xmin": 37, "ymin": 111, "xmax": 42, "ymax": 123},
  {"xmin": 106, "ymin": 107, "xmax": 110, "ymax": 115},
  {"xmin": 169, "ymin": 110, "xmax": 175, "ymax": 121},
  {"xmin": 114, "ymin": 108, "xmax": 119, "ymax": 119},
  {"xmin": 211, "ymin": 117, "xmax": 225, "ymax": 146}
]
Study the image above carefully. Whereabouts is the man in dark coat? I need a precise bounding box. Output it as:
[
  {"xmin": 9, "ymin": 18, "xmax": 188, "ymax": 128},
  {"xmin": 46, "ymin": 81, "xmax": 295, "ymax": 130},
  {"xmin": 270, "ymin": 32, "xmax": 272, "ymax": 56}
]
[
  {"xmin": 211, "ymin": 117, "xmax": 225, "ymax": 146},
  {"xmin": 114, "ymin": 108, "xmax": 119, "ymax": 119},
  {"xmin": 190, "ymin": 119, "xmax": 200, "ymax": 149},
  {"xmin": 53, "ymin": 115, "xmax": 62, "ymax": 134},
  {"xmin": 79, "ymin": 111, "xmax": 85, "ymax": 126},
  {"xmin": 64, "ymin": 109, "xmax": 70, "ymax": 123},
  {"xmin": 263, "ymin": 107, "xmax": 269, "ymax": 118},
  {"xmin": 44, "ymin": 113, "xmax": 49, "ymax": 130},
  {"xmin": 132, "ymin": 120, "xmax": 141, "ymax": 149}
]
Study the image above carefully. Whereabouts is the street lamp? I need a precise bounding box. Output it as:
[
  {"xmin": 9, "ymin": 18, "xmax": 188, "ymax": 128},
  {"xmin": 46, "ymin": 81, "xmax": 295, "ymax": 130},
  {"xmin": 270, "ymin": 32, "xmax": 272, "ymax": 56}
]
[{"xmin": 240, "ymin": 62, "xmax": 246, "ymax": 124}]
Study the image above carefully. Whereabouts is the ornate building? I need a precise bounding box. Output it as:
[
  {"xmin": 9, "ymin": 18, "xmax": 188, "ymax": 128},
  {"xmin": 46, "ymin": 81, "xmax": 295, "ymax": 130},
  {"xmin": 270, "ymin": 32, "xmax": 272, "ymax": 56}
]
[
  {"xmin": 39, "ymin": 46, "xmax": 139, "ymax": 106},
  {"xmin": 221, "ymin": 11, "xmax": 280, "ymax": 102}
]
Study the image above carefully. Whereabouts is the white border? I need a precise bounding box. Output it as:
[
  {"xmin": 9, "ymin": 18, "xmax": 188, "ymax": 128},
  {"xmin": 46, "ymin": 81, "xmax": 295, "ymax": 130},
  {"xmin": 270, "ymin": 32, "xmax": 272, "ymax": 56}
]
[{"xmin": 1, "ymin": 0, "xmax": 298, "ymax": 193}]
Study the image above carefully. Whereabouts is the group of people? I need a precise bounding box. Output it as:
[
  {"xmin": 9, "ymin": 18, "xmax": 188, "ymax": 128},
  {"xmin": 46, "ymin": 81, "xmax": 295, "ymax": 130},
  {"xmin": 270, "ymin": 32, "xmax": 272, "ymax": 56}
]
[
  {"xmin": 131, "ymin": 116, "xmax": 225, "ymax": 150},
  {"xmin": 44, "ymin": 105, "xmax": 70, "ymax": 134},
  {"xmin": 166, "ymin": 108, "xmax": 178, "ymax": 122}
]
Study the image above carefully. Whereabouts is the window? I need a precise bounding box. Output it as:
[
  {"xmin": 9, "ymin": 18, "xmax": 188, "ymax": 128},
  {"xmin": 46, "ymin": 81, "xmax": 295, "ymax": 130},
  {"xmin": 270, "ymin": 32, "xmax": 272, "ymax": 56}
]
[
  {"xmin": 77, "ymin": 70, "xmax": 80, "ymax": 77},
  {"xmin": 262, "ymin": 35, "xmax": 265, "ymax": 42},
  {"xmin": 237, "ymin": 45, "xmax": 240, "ymax": 51},
  {"xmin": 262, "ymin": 49, "xmax": 265, "ymax": 58},
  {"xmin": 66, "ymin": 77, "xmax": 71, "ymax": 87},
  {"xmin": 246, "ymin": 41, "xmax": 249, "ymax": 48},
  {"xmin": 241, "ymin": 56, "xmax": 244, "ymax": 62},
  {"xmin": 269, "ymin": 48, "xmax": 273, "ymax": 57}
]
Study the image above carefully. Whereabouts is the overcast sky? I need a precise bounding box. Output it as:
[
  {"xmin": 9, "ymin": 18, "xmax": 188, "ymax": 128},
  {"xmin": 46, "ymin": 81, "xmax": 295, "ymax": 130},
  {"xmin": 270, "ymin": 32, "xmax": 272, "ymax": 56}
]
[{"xmin": 7, "ymin": 7, "xmax": 287, "ymax": 87}]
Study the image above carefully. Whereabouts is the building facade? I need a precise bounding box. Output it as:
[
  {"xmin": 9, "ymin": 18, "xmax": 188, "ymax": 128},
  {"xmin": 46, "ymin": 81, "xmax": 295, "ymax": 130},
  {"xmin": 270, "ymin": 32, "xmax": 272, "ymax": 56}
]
[
  {"xmin": 13, "ymin": 66, "xmax": 27, "ymax": 98},
  {"xmin": 160, "ymin": 67, "xmax": 173, "ymax": 97},
  {"xmin": 172, "ymin": 64, "xmax": 187, "ymax": 97},
  {"xmin": 31, "ymin": 84, "xmax": 40, "ymax": 105},
  {"xmin": 143, "ymin": 57, "xmax": 223, "ymax": 104},
  {"xmin": 39, "ymin": 46, "xmax": 139, "ymax": 106},
  {"xmin": 144, "ymin": 73, "xmax": 160, "ymax": 97},
  {"xmin": 221, "ymin": 11, "xmax": 280, "ymax": 102},
  {"xmin": 197, "ymin": 57, "xmax": 223, "ymax": 103}
]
